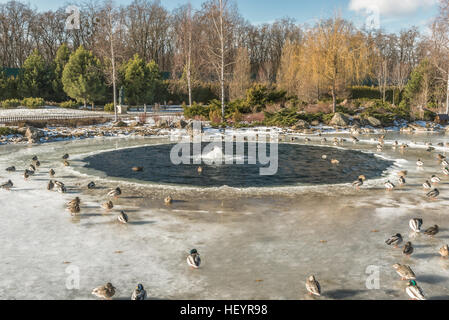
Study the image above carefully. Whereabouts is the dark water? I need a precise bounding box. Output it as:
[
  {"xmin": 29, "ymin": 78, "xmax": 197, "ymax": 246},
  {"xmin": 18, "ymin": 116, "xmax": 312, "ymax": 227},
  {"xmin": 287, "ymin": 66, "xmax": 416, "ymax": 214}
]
[{"xmin": 83, "ymin": 143, "xmax": 394, "ymax": 188}]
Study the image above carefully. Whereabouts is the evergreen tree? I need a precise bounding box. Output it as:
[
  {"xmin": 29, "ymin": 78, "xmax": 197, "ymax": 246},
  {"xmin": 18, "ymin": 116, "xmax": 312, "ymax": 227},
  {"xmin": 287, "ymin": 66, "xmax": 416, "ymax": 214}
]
[
  {"xmin": 120, "ymin": 54, "xmax": 161, "ymax": 109},
  {"xmin": 62, "ymin": 46, "xmax": 105, "ymax": 108},
  {"xmin": 19, "ymin": 49, "xmax": 52, "ymax": 99},
  {"xmin": 52, "ymin": 44, "xmax": 71, "ymax": 102}
]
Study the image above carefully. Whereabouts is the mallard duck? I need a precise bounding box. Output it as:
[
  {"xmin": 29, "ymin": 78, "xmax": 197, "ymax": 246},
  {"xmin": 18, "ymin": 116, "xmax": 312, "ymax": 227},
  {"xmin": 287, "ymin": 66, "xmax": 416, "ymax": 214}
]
[
  {"xmin": 416, "ymin": 159, "xmax": 424, "ymax": 167},
  {"xmin": 187, "ymin": 249, "xmax": 201, "ymax": 269},
  {"xmin": 386, "ymin": 234, "xmax": 403, "ymax": 248},
  {"xmin": 431, "ymin": 175, "xmax": 441, "ymax": 183},
  {"xmin": 351, "ymin": 136, "xmax": 359, "ymax": 144},
  {"xmin": 55, "ymin": 181, "xmax": 65, "ymax": 188},
  {"xmin": 423, "ymin": 181, "xmax": 432, "ymax": 189},
  {"xmin": 132, "ymin": 166, "xmax": 144, "ymax": 172},
  {"xmin": 35, "ymin": 160, "xmax": 40, "ymax": 167},
  {"xmin": 5, "ymin": 166, "xmax": 15, "ymax": 172},
  {"xmin": 305, "ymin": 275, "xmax": 321, "ymax": 296},
  {"xmin": 406, "ymin": 280, "xmax": 425, "ymax": 300},
  {"xmin": 409, "ymin": 218, "xmax": 423, "ymax": 233},
  {"xmin": 32, "ymin": 155, "xmax": 38, "ymax": 161},
  {"xmin": 352, "ymin": 178, "xmax": 364, "ymax": 189},
  {"xmin": 439, "ymin": 245, "xmax": 449, "ymax": 258},
  {"xmin": 67, "ymin": 197, "xmax": 80, "ymax": 208},
  {"xmin": 131, "ymin": 284, "xmax": 147, "ymax": 300},
  {"xmin": 385, "ymin": 181, "xmax": 395, "ymax": 190},
  {"xmin": 63, "ymin": 160, "xmax": 70, "ymax": 167},
  {"xmin": 23, "ymin": 170, "xmax": 30, "ymax": 180},
  {"xmin": 424, "ymin": 225, "xmax": 439, "ymax": 237},
  {"xmin": 49, "ymin": 169, "xmax": 55, "ymax": 177},
  {"xmin": 108, "ymin": 187, "xmax": 121, "ymax": 198},
  {"xmin": 443, "ymin": 167, "xmax": 449, "ymax": 176},
  {"xmin": 118, "ymin": 211, "xmax": 128, "ymax": 224},
  {"xmin": 164, "ymin": 196, "xmax": 173, "ymax": 205},
  {"xmin": 442, "ymin": 159, "xmax": 449, "ymax": 167},
  {"xmin": 426, "ymin": 147, "xmax": 435, "ymax": 152},
  {"xmin": 62, "ymin": 154, "xmax": 69, "ymax": 160},
  {"xmin": 437, "ymin": 154, "xmax": 446, "ymax": 161},
  {"xmin": 331, "ymin": 159, "xmax": 340, "ymax": 165},
  {"xmin": 393, "ymin": 264, "xmax": 416, "ymax": 280},
  {"xmin": 198, "ymin": 166, "xmax": 203, "ymax": 174},
  {"xmin": 69, "ymin": 204, "xmax": 80, "ymax": 216},
  {"xmin": 0, "ymin": 180, "xmax": 13, "ymax": 190},
  {"xmin": 28, "ymin": 164, "xmax": 36, "ymax": 172},
  {"xmin": 102, "ymin": 201, "xmax": 114, "ymax": 210},
  {"xmin": 87, "ymin": 181, "xmax": 96, "ymax": 189},
  {"xmin": 377, "ymin": 144, "xmax": 383, "ymax": 151},
  {"xmin": 426, "ymin": 189, "xmax": 440, "ymax": 199},
  {"xmin": 92, "ymin": 283, "xmax": 115, "ymax": 300},
  {"xmin": 57, "ymin": 184, "xmax": 67, "ymax": 193},
  {"xmin": 321, "ymin": 138, "xmax": 327, "ymax": 143},
  {"xmin": 403, "ymin": 242, "xmax": 414, "ymax": 256},
  {"xmin": 305, "ymin": 138, "xmax": 311, "ymax": 143},
  {"xmin": 398, "ymin": 176, "xmax": 406, "ymax": 185},
  {"xmin": 47, "ymin": 180, "xmax": 55, "ymax": 191}
]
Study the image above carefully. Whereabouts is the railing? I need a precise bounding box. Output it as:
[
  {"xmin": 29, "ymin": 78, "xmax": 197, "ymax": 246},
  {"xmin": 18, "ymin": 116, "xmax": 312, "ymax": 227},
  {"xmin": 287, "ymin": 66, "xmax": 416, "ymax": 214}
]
[{"xmin": 0, "ymin": 114, "xmax": 116, "ymax": 124}]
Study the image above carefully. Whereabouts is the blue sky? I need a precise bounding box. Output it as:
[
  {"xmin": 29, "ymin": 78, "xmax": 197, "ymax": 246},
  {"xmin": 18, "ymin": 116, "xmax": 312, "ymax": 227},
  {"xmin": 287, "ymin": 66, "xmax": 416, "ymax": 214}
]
[{"xmin": 1, "ymin": 0, "xmax": 439, "ymax": 32}]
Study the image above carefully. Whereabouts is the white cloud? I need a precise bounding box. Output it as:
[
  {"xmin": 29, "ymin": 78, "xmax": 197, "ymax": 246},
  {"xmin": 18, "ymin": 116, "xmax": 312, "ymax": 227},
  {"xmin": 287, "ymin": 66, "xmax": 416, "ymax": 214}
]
[{"xmin": 349, "ymin": 0, "xmax": 437, "ymax": 16}]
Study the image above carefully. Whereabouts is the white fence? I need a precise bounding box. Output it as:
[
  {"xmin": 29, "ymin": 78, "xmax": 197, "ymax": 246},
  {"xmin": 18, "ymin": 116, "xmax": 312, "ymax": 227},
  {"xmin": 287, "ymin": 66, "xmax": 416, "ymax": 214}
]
[{"xmin": 0, "ymin": 114, "xmax": 116, "ymax": 123}]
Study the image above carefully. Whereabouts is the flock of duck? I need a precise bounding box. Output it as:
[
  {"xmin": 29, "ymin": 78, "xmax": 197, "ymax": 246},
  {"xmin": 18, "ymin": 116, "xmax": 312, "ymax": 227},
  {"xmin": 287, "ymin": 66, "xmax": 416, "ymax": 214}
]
[
  {"xmin": 0, "ymin": 153, "xmax": 200, "ymax": 300},
  {"xmin": 347, "ymin": 135, "xmax": 449, "ymax": 300},
  {"xmin": 1, "ymin": 132, "xmax": 449, "ymax": 300}
]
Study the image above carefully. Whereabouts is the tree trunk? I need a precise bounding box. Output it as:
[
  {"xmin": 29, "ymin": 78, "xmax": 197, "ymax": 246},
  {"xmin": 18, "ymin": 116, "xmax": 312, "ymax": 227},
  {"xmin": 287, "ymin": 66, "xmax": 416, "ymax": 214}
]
[
  {"xmin": 84, "ymin": 100, "xmax": 87, "ymax": 109},
  {"xmin": 109, "ymin": 11, "xmax": 118, "ymax": 123},
  {"xmin": 332, "ymin": 83, "xmax": 336, "ymax": 113},
  {"xmin": 220, "ymin": 0, "xmax": 225, "ymax": 123},
  {"xmin": 187, "ymin": 3, "xmax": 192, "ymax": 107},
  {"xmin": 446, "ymin": 71, "xmax": 449, "ymax": 114}
]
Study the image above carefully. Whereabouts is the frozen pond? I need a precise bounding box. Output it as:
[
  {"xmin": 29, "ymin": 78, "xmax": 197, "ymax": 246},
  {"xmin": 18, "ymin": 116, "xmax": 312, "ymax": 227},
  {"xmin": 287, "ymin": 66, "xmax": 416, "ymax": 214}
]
[
  {"xmin": 82, "ymin": 143, "xmax": 394, "ymax": 188},
  {"xmin": 0, "ymin": 131, "xmax": 449, "ymax": 300}
]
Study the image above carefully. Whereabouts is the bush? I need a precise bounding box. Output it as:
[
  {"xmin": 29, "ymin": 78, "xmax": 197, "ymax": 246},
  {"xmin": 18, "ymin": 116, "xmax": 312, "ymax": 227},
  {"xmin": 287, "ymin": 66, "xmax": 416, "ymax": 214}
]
[
  {"xmin": 351, "ymin": 86, "xmax": 402, "ymax": 105},
  {"xmin": 0, "ymin": 99, "xmax": 21, "ymax": 108},
  {"xmin": 0, "ymin": 127, "xmax": 19, "ymax": 136},
  {"xmin": 21, "ymin": 97, "xmax": 45, "ymax": 108},
  {"xmin": 59, "ymin": 100, "xmax": 79, "ymax": 109},
  {"xmin": 104, "ymin": 103, "xmax": 114, "ymax": 112},
  {"xmin": 183, "ymin": 102, "xmax": 217, "ymax": 119},
  {"xmin": 360, "ymin": 99, "xmax": 411, "ymax": 124},
  {"xmin": 245, "ymin": 84, "xmax": 287, "ymax": 112}
]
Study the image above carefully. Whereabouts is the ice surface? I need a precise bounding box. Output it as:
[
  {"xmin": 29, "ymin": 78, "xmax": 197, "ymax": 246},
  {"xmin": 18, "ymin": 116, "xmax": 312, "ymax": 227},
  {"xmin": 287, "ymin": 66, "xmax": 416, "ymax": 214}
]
[{"xmin": 0, "ymin": 131, "xmax": 449, "ymax": 300}]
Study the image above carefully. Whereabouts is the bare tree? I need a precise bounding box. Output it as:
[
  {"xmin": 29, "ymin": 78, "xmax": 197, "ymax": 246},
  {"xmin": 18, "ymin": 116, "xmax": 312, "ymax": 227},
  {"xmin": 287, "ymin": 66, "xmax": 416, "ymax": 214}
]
[
  {"xmin": 199, "ymin": 0, "xmax": 239, "ymax": 121},
  {"xmin": 93, "ymin": 1, "xmax": 125, "ymax": 120}
]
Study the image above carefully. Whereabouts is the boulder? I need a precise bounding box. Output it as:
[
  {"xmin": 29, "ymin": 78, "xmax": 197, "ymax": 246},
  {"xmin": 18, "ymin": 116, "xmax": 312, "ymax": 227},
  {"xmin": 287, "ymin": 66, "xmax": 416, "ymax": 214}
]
[
  {"xmin": 329, "ymin": 113, "xmax": 350, "ymax": 127},
  {"xmin": 365, "ymin": 116, "xmax": 382, "ymax": 128},
  {"xmin": 155, "ymin": 119, "xmax": 169, "ymax": 128},
  {"xmin": 311, "ymin": 120, "xmax": 320, "ymax": 126},
  {"xmin": 291, "ymin": 119, "xmax": 310, "ymax": 130},
  {"xmin": 25, "ymin": 127, "xmax": 44, "ymax": 144}
]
